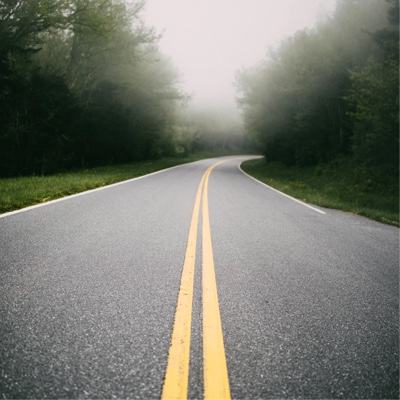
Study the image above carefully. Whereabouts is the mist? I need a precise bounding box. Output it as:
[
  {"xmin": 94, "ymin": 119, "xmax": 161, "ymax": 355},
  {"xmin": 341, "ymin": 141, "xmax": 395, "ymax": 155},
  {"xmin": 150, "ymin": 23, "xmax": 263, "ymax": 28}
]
[
  {"xmin": 0, "ymin": 0, "xmax": 397, "ymax": 179},
  {"xmin": 139, "ymin": 0, "xmax": 338, "ymax": 153},
  {"xmin": 142, "ymin": 0, "xmax": 337, "ymax": 110}
]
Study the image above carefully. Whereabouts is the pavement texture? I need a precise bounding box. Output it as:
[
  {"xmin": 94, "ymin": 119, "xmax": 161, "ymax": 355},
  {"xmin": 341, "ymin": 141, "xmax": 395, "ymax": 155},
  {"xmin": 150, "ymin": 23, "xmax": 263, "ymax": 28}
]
[{"xmin": 0, "ymin": 156, "xmax": 398, "ymax": 399}]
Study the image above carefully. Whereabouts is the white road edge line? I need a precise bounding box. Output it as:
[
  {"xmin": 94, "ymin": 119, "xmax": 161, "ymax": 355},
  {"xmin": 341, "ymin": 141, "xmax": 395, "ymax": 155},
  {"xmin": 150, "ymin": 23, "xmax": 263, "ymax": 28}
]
[
  {"xmin": 0, "ymin": 163, "xmax": 186, "ymax": 219},
  {"xmin": 238, "ymin": 163, "xmax": 326, "ymax": 215}
]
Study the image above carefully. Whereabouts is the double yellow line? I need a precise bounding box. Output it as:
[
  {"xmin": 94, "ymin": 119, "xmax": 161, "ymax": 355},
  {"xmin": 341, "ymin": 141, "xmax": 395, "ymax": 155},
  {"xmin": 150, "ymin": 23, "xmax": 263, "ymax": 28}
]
[{"xmin": 162, "ymin": 160, "xmax": 231, "ymax": 400}]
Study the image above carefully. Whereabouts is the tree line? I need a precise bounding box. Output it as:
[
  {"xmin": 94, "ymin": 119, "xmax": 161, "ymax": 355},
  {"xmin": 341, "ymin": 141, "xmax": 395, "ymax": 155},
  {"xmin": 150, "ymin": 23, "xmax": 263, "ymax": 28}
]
[
  {"xmin": 236, "ymin": 0, "xmax": 398, "ymax": 185},
  {"xmin": 0, "ymin": 0, "xmax": 193, "ymax": 177}
]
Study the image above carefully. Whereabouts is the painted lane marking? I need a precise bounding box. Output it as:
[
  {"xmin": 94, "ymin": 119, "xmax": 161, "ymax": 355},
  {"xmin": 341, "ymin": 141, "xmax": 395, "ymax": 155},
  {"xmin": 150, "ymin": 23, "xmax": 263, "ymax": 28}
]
[
  {"xmin": 0, "ymin": 163, "xmax": 196, "ymax": 219},
  {"xmin": 162, "ymin": 159, "xmax": 231, "ymax": 400},
  {"xmin": 238, "ymin": 163, "xmax": 326, "ymax": 215},
  {"xmin": 161, "ymin": 172, "xmax": 206, "ymax": 400},
  {"xmin": 202, "ymin": 163, "xmax": 231, "ymax": 400}
]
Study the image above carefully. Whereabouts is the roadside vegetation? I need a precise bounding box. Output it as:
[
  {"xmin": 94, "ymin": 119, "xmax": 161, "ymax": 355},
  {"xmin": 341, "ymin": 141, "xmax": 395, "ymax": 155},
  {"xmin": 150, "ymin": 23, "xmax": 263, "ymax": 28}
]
[
  {"xmin": 242, "ymin": 158, "xmax": 399, "ymax": 226},
  {"xmin": 0, "ymin": 0, "xmax": 249, "ymax": 213},
  {"xmin": 0, "ymin": 0, "xmax": 248, "ymax": 178},
  {"xmin": 0, "ymin": 0, "xmax": 397, "ymax": 226},
  {"xmin": 0, "ymin": 152, "xmax": 243, "ymax": 214},
  {"xmin": 236, "ymin": 0, "xmax": 399, "ymax": 226}
]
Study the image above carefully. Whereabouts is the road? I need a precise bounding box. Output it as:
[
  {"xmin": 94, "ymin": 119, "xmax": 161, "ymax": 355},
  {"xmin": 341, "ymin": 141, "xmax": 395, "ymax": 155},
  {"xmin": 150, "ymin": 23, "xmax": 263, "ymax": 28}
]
[{"xmin": 0, "ymin": 156, "xmax": 398, "ymax": 399}]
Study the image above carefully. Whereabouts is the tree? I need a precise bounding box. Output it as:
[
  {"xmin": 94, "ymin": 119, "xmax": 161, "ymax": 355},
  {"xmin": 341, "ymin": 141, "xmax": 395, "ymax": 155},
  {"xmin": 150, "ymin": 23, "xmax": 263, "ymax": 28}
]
[
  {"xmin": 346, "ymin": 0, "xmax": 399, "ymax": 170},
  {"xmin": 0, "ymin": 0, "xmax": 71, "ymax": 63},
  {"xmin": 236, "ymin": 0, "xmax": 395, "ymax": 168},
  {"xmin": 0, "ymin": 0, "xmax": 190, "ymax": 176}
]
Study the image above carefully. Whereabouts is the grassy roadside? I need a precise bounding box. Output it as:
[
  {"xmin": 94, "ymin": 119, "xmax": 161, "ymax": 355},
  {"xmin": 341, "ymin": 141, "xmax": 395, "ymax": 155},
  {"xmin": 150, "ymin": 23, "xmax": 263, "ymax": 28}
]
[
  {"xmin": 0, "ymin": 153, "xmax": 230, "ymax": 215},
  {"xmin": 241, "ymin": 158, "xmax": 399, "ymax": 227}
]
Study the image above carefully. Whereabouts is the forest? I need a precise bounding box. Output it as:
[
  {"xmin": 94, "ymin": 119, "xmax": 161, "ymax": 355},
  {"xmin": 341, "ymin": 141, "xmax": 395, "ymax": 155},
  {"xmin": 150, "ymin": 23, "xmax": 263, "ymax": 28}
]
[
  {"xmin": 1, "ymin": 0, "xmax": 398, "ymax": 186},
  {"xmin": 0, "ymin": 0, "xmax": 244, "ymax": 177},
  {"xmin": 236, "ymin": 0, "xmax": 399, "ymax": 190}
]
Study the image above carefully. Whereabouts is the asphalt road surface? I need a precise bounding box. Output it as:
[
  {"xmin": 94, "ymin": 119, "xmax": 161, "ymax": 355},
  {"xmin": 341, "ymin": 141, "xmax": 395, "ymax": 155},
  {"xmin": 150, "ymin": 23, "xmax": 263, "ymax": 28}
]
[{"xmin": 0, "ymin": 156, "xmax": 398, "ymax": 399}]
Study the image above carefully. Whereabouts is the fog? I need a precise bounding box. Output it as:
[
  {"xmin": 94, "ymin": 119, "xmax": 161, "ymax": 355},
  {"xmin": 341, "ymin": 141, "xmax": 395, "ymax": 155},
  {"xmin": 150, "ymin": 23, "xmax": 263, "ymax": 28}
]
[
  {"xmin": 142, "ymin": 0, "xmax": 336, "ymax": 110},
  {"xmin": 2, "ymin": 0, "xmax": 396, "ymax": 177}
]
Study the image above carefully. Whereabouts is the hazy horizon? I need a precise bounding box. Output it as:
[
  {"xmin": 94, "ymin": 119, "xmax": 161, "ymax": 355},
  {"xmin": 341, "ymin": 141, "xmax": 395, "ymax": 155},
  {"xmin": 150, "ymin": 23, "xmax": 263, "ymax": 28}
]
[{"xmin": 142, "ymin": 0, "xmax": 337, "ymax": 110}]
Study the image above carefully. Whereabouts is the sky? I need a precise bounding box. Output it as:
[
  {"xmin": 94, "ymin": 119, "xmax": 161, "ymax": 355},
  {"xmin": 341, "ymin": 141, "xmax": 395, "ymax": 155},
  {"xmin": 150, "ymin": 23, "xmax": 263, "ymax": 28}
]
[{"xmin": 141, "ymin": 0, "xmax": 337, "ymax": 109}]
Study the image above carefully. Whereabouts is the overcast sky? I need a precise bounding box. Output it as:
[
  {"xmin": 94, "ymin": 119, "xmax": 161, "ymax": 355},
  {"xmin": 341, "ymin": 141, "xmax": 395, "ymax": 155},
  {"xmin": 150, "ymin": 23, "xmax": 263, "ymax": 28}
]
[{"xmin": 141, "ymin": 0, "xmax": 337, "ymax": 108}]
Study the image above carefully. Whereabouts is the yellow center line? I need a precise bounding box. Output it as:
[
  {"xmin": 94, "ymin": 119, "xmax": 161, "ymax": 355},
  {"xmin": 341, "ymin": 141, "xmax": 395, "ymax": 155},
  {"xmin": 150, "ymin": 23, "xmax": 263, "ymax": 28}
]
[
  {"xmin": 162, "ymin": 159, "xmax": 234, "ymax": 400},
  {"xmin": 161, "ymin": 171, "xmax": 206, "ymax": 400},
  {"xmin": 202, "ymin": 162, "xmax": 231, "ymax": 400}
]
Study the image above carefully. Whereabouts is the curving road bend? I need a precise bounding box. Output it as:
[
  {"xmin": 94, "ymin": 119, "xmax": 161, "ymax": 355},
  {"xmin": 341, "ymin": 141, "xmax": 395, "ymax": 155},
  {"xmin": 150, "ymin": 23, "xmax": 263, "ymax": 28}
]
[{"xmin": 0, "ymin": 156, "xmax": 398, "ymax": 399}]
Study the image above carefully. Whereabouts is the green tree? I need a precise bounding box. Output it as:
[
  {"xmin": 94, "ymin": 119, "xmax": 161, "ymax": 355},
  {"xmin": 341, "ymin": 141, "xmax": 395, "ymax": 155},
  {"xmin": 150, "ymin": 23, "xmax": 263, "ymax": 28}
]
[
  {"xmin": 236, "ymin": 0, "xmax": 395, "ymax": 168},
  {"xmin": 346, "ymin": 0, "xmax": 399, "ymax": 170},
  {"xmin": 0, "ymin": 0, "xmax": 189, "ymax": 175},
  {"xmin": 347, "ymin": 56, "xmax": 398, "ymax": 167}
]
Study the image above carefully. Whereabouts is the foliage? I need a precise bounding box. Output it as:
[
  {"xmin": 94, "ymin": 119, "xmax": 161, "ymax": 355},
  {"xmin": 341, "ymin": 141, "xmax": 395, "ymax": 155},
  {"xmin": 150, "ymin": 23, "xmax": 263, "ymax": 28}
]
[
  {"xmin": 346, "ymin": 56, "xmax": 399, "ymax": 167},
  {"xmin": 236, "ymin": 0, "xmax": 399, "ymax": 191},
  {"xmin": 0, "ymin": 152, "xmax": 237, "ymax": 214},
  {"xmin": 242, "ymin": 158, "xmax": 399, "ymax": 226},
  {"xmin": 346, "ymin": 0, "xmax": 399, "ymax": 170},
  {"xmin": 0, "ymin": 0, "xmax": 189, "ymax": 176}
]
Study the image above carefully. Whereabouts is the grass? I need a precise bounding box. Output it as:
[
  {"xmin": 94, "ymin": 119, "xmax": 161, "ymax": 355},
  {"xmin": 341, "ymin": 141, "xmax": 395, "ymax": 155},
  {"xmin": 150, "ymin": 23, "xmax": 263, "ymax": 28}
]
[
  {"xmin": 241, "ymin": 158, "xmax": 399, "ymax": 227},
  {"xmin": 2, "ymin": 154, "xmax": 398, "ymax": 226},
  {"xmin": 0, "ymin": 153, "xmax": 230, "ymax": 215}
]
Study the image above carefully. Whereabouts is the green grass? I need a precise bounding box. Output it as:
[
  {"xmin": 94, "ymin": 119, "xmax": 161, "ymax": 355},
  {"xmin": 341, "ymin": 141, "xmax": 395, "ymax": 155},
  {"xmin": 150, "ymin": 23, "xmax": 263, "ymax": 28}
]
[
  {"xmin": 241, "ymin": 158, "xmax": 399, "ymax": 226},
  {"xmin": 3, "ymin": 154, "xmax": 397, "ymax": 226},
  {"xmin": 0, "ymin": 153, "xmax": 228, "ymax": 215}
]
